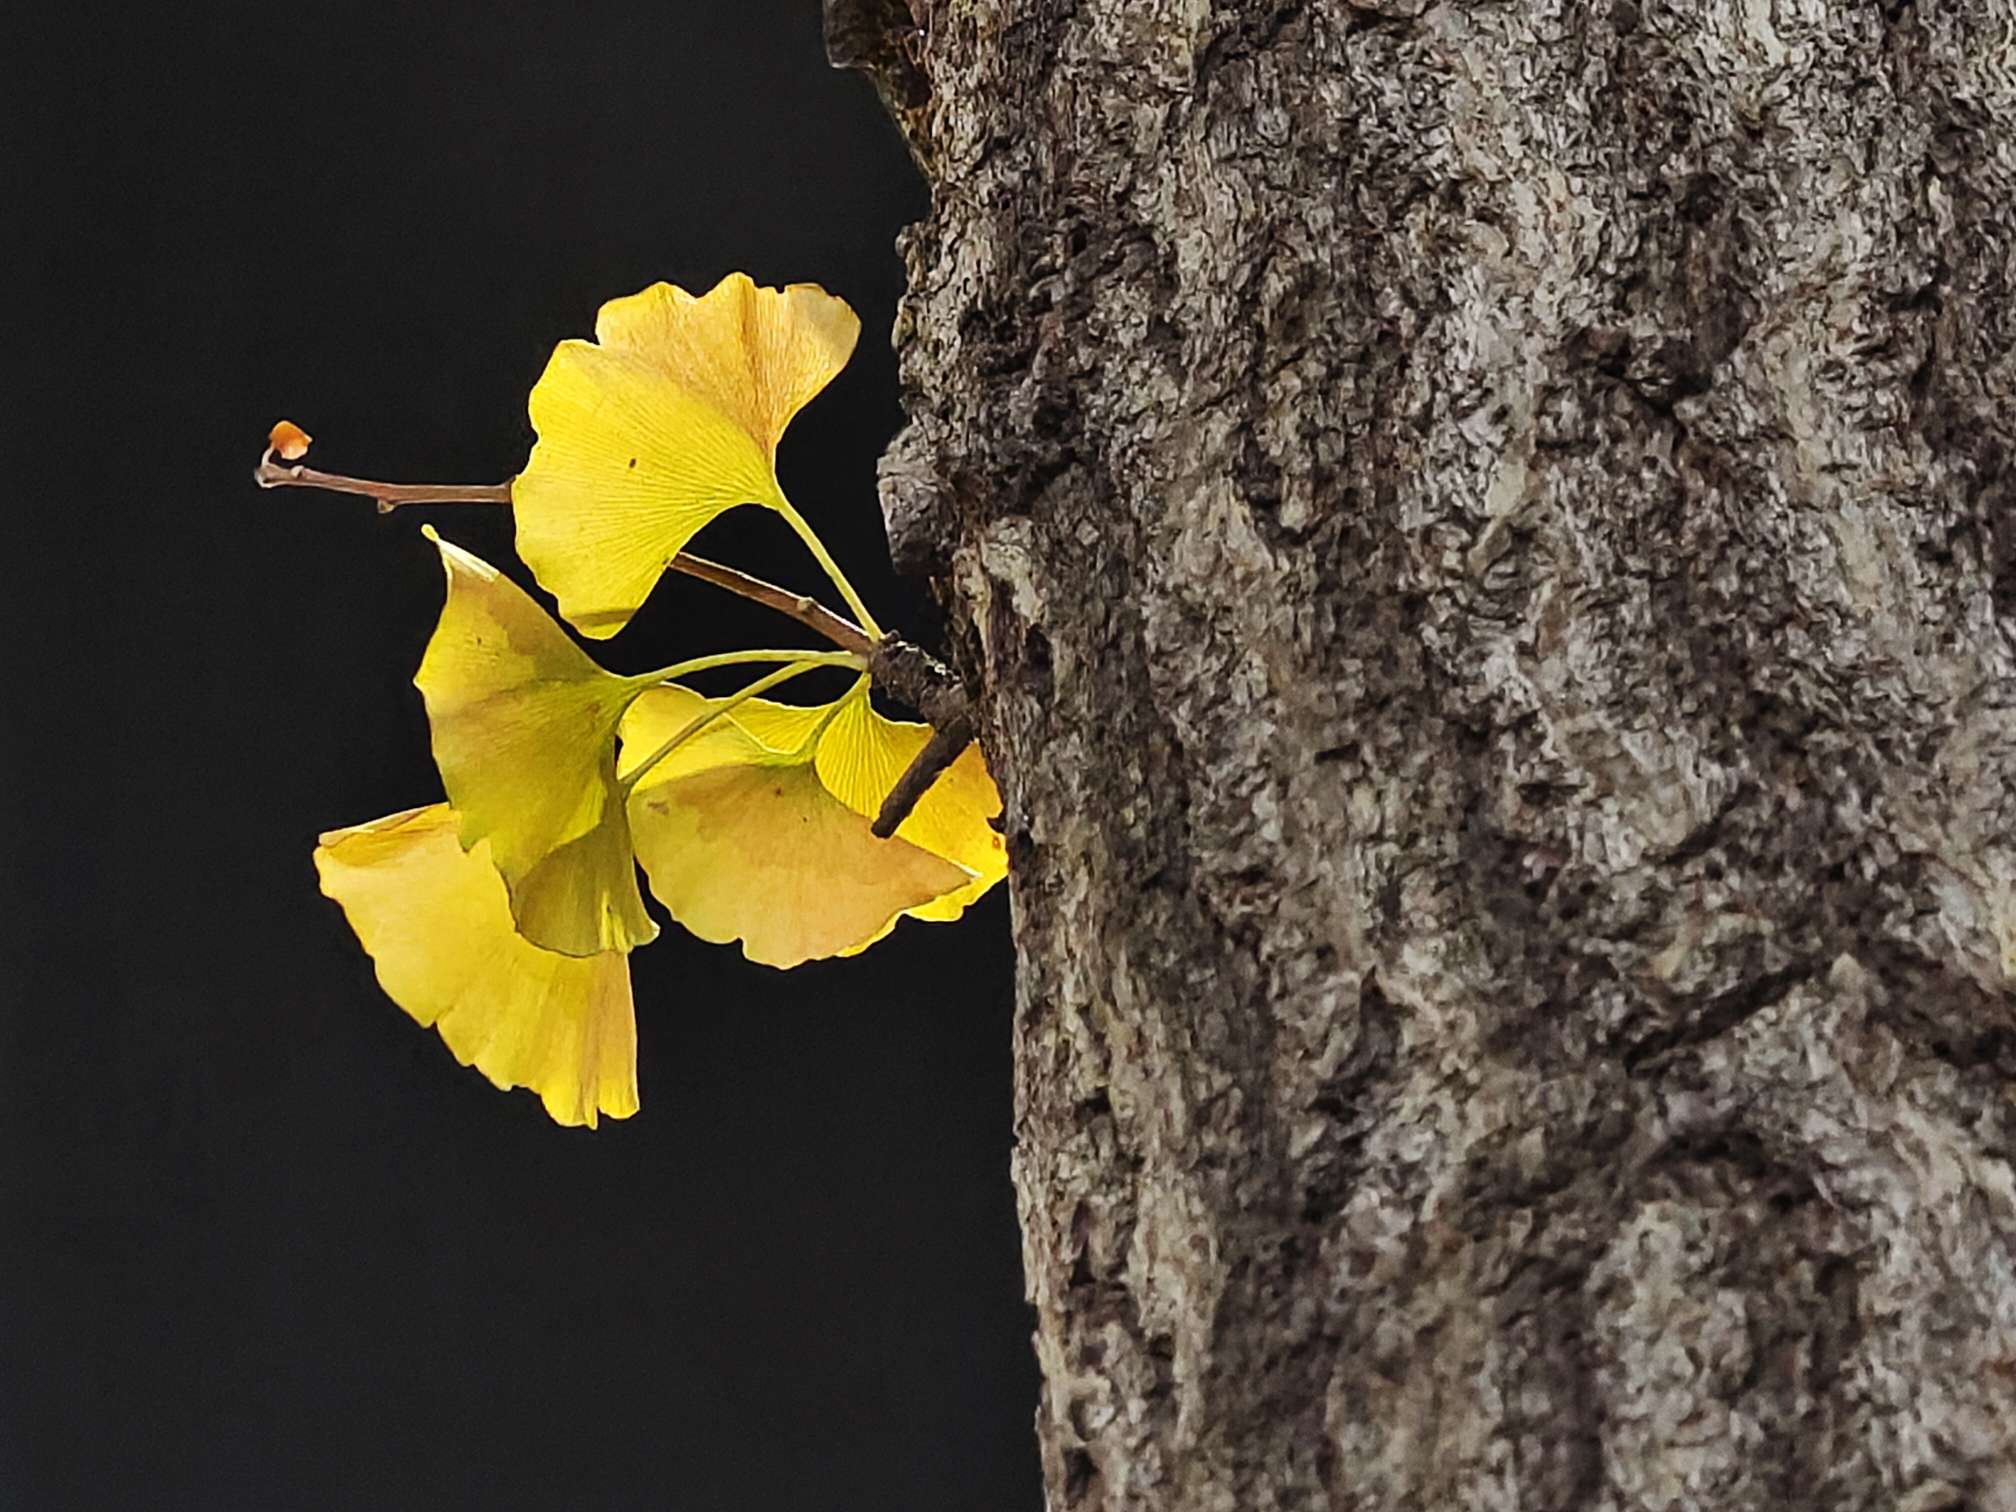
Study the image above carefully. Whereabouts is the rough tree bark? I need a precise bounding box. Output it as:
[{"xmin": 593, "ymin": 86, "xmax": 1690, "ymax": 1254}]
[{"xmin": 833, "ymin": 1, "xmax": 2016, "ymax": 1506}]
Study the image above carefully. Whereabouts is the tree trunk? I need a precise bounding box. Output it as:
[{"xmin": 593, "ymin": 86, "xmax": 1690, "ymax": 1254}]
[{"xmin": 835, "ymin": 1, "xmax": 2016, "ymax": 1505}]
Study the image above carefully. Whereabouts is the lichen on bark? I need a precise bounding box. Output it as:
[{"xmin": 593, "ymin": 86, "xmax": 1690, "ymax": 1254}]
[{"xmin": 834, "ymin": 0, "xmax": 2016, "ymax": 1505}]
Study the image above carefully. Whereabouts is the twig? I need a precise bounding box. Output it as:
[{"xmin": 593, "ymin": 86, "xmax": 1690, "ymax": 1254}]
[
  {"xmin": 867, "ymin": 638, "xmax": 978, "ymax": 837},
  {"xmin": 256, "ymin": 441, "xmax": 976, "ymax": 831},
  {"xmin": 254, "ymin": 453, "xmax": 873, "ymax": 655},
  {"xmin": 665, "ymin": 556, "xmax": 873, "ymax": 657},
  {"xmin": 254, "ymin": 455, "xmax": 512, "ymax": 510}
]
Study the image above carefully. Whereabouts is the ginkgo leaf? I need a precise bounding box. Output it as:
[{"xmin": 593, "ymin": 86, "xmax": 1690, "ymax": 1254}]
[
  {"xmin": 813, "ymin": 695, "xmax": 1007, "ymax": 923},
  {"xmin": 512, "ymin": 273, "xmax": 861, "ymax": 638},
  {"xmin": 315, "ymin": 805, "xmax": 639, "ymax": 1129},
  {"xmin": 619, "ymin": 683, "xmax": 1003, "ymax": 964},
  {"xmin": 628, "ymin": 762, "xmax": 969, "ymax": 969},
  {"xmin": 593, "ymin": 275, "xmax": 860, "ymax": 448},
  {"xmin": 414, "ymin": 528, "xmax": 656, "ymax": 957}
]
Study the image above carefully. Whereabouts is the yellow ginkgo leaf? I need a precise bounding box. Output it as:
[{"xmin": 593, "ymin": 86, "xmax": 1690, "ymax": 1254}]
[
  {"xmin": 315, "ymin": 805, "xmax": 639, "ymax": 1129},
  {"xmin": 593, "ymin": 275, "xmax": 861, "ymax": 448},
  {"xmin": 414, "ymin": 528, "xmax": 656, "ymax": 957},
  {"xmin": 619, "ymin": 683, "xmax": 1003, "ymax": 964},
  {"xmin": 814, "ymin": 695, "xmax": 1008, "ymax": 923},
  {"xmin": 512, "ymin": 273, "xmax": 861, "ymax": 638},
  {"xmin": 628, "ymin": 762, "xmax": 969, "ymax": 970}
]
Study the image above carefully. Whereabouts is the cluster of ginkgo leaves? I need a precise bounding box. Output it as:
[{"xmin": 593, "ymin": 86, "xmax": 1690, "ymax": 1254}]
[{"xmin": 271, "ymin": 274, "xmax": 1005, "ymax": 1128}]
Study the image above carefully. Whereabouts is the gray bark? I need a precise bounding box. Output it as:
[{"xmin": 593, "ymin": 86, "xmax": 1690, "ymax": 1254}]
[{"xmin": 836, "ymin": 1, "xmax": 2016, "ymax": 1506}]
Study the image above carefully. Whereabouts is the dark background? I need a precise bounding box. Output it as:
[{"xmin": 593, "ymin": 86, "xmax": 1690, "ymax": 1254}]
[{"xmin": 4, "ymin": 4, "xmax": 1038, "ymax": 1508}]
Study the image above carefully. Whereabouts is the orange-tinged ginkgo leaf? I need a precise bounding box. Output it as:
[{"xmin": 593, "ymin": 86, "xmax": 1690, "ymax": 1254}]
[
  {"xmin": 511, "ymin": 273, "xmax": 861, "ymax": 639},
  {"xmin": 629, "ymin": 762, "xmax": 967, "ymax": 970},
  {"xmin": 315, "ymin": 805, "xmax": 639, "ymax": 1129},
  {"xmin": 414, "ymin": 528, "xmax": 656, "ymax": 958}
]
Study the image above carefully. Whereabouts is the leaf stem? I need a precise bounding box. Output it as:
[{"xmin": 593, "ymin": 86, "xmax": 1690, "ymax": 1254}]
[
  {"xmin": 772, "ymin": 492, "xmax": 884, "ymax": 641},
  {"xmin": 618, "ymin": 654, "xmax": 863, "ymax": 795},
  {"xmin": 625, "ymin": 649, "xmax": 863, "ymax": 690}
]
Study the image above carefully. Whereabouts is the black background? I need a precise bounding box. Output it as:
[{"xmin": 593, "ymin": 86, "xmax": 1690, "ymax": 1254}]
[{"xmin": 5, "ymin": 4, "xmax": 1038, "ymax": 1508}]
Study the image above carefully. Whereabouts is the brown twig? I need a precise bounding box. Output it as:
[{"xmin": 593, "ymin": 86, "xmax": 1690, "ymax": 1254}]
[
  {"xmin": 867, "ymin": 638, "xmax": 978, "ymax": 837},
  {"xmin": 254, "ymin": 454, "xmax": 513, "ymax": 510},
  {"xmin": 256, "ymin": 442, "xmax": 974, "ymax": 832},
  {"xmin": 253, "ymin": 453, "xmax": 873, "ymax": 655},
  {"xmin": 665, "ymin": 556, "xmax": 873, "ymax": 656},
  {"xmin": 873, "ymin": 712, "xmax": 977, "ymax": 837}
]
